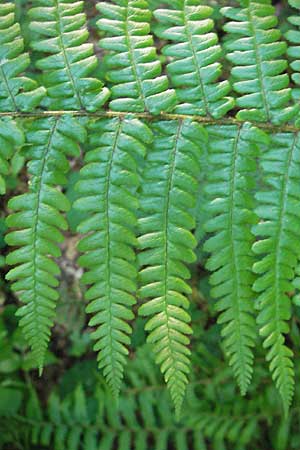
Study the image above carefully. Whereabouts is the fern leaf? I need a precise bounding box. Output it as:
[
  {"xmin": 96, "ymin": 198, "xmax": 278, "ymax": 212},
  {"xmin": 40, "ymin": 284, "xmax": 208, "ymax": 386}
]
[
  {"xmin": 0, "ymin": 2, "xmax": 45, "ymax": 111},
  {"xmin": 138, "ymin": 119, "xmax": 207, "ymax": 415},
  {"xmin": 97, "ymin": 0, "xmax": 177, "ymax": 114},
  {"xmin": 5, "ymin": 116, "xmax": 86, "ymax": 369},
  {"xmin": 204, "ymin": 123, "xmax": 269, "ymax": 395},
  {"xmin": 28, "ymin": 0, "xmax": 110, "ymax": 111},
  {"xmin": 0, "ymin": 118, "xmax": 24, "ymax": 195},
  {"xmin": 154, "ymin": 0, "xmax": 234, "ymax": 118},
  {"xmin": 252, "ymin": 132, "xmax": 300, "ymax": 413},
  {"xmin": 75, "ymin": 117, "xmax": 152, "ymax": 397},
  {"xmin": 221, "ymin": 1, "xmax": 298, "ymax": 124}
]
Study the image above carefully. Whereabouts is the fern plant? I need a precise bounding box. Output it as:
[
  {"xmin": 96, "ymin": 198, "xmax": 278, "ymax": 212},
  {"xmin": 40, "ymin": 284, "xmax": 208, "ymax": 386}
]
[{"xmin": 3, "ymin": 0, "xmax": 300, "ymax": 417}]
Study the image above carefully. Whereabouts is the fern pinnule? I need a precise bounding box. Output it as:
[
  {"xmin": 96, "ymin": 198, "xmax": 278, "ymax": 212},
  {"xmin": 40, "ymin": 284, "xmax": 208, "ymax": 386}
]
[
  {"xmin": 0, "ymin": 118, "xmax": 24, "ymax": 195},
  {"xmin": 97, "ymin": 0, "xmax": 177, "ymax": 114},
  {"xmin": 138, "ymin": 119, "xmax": 207, "ymax": 416},
  {"xmin": 154, "ymin": 0, "xmax": 234, "ymax": 118},
  {"xmin": 204, "ymin": 123, "xmax": 269, "ymax": 395},
  {"xmin": 0, "ymin": 2, "xmax": 45, "ymax": 111},
  {"xmin": 252, "ymin": 132, "xmax": 300, "ymax": 414},
  {"xmin": 75, "ymin": 117, "xmax": 152, "ymax": 397},
  {"xmin": 28, "ymin": 0, "xmax": 110, "ymax": 111},
  {"xmin": 221, "ymin": 1, "xmax": 298, "ymax": 124},
  {"xmin": 5, "ymin": 116, "xmax": 86, "ymax": 370}
]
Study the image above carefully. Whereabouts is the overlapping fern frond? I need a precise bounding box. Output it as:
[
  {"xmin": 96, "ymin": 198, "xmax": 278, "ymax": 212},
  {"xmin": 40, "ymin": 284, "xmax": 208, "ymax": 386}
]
[
  {"xmin": 97, "ymin": 0, "xmax": 177, "ymax": 114},
  {"xmin": 28, "ymin": 0, "xmax": 110, "ymax": 111},
  {"xmin": 75, "ymin": 117, "xmax": 152, "ymax": 396},
  {"xmin": 0, "ymin": 2, "xmax": 45, "ymax": 111},
  {"xmin": 138, "ymin": 119, "xmax": 207, "ymax": 415},
  {"xmin": 222, "ymin": 0, "xmax": 298, "ymax": 124},
  {"xmin": 154, "ymin": 0, "xmax": 234, "ymax": 117},
  {"xmin": 286, "ymin": 0, "xmax": 300, "ymax": 106},
  {"xmin": 5, "ymin": 116, "xmax": 86, "ymax": 369}
]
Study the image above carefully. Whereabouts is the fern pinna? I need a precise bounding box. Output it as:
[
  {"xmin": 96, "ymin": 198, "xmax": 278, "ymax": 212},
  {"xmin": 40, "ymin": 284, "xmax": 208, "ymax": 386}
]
[
  {"xmin": 75, "ymin": 117, "xmax": 152, "ymax": 396},
  {"xmin": 28, "ymin": 0, "xmax": 110, "ymax": 111},
  {"xmin": 6, "ymin": 116, "xmax": 86, "ymax": 369},
  {"xmin": 3, "ymin": 0, "xmax": 300, "ymax": 417},
  {"xmin": 154, "ymin": 0, "xmax": 234, "ymax": 118},
  {"xmin": 222, "ymin": 0, "xmax": 298, "ymax": 124},
  {"xmin": 0, "ymin": 2, "xmax": 45, "ymax": 111},
  {"xmin": 252, "ymin": 132, "xmax": 300, "ymax": 413},
  {"xmin": 138, "ymin": 119, "xmax": 206, "ymax": 415},
  {"xmin": 97, "ymin": 0, "xmax": 176, "ymax": 114},
  {"xmin": 204, "ymin": 123, "xmax": 269, "ymax": 396}
]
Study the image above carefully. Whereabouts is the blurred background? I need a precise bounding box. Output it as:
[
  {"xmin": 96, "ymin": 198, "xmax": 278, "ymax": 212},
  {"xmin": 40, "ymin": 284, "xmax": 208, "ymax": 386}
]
[{"xmin": 1, "ymin": 1, "xmax": 300, "ymax": 449}]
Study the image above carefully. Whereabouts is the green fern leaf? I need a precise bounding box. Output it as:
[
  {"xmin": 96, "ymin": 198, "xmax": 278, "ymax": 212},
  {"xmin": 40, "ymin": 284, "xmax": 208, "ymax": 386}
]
[
  {"xmin": 0, "ymin": 2, "xmax": 45, "ymax": 111},
  {"xmin": 138, "ymin": 119, "xmax": 207, "ymax": 416},
  {"xmin": 154, "ymin": 0, "xmax": 234, "ymax": 117},
  {"xmin": 5, "ymin": 116, "xmax": 86, "ymax": 369},
  {"xmin": 221, "ymin": 0, "xmax": 298, "ymax": 124},
  {"xmin": 28, "ymin": 0, "xmax": 110, "ymax": 111},
  {"xmin": 97, "ymin": 0, "xmax": 177, "ymax": 114},
  {"xmin": 204, "ymin": 123, "xmax": 269, "ymax": 395},
  {"xmin": 252, "ymin": 132, "xmax": 300, "ymax": 413},
  {"xmin": 75, "ymin": 117, "xmax": 152, "ymax": 396},
  {"xmin": 0, "ymin": 118, "xmax": 24, "ymax": 195}
]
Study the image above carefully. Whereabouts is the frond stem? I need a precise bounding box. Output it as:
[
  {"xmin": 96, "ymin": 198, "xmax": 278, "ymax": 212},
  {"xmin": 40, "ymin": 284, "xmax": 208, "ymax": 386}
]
[{"xmin": 2, "ymin": 110, "xmax": 299, "ymax": 133}]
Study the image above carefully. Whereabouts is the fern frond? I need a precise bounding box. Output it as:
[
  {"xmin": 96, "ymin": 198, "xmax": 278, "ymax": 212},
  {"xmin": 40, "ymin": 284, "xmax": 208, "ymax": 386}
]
[
  {"xmin": 252, "ymin": 132, "xmax": 300, "ymax": 413},
  {"xmin": 138, "ymin": 119, "xmax": 207, "ymax": 415},
  {"xmin": 221, "ymin": 1, "xmax": 298, "ymax": 124},
  {"xmin": 154, "ymin": 0, "xmax": 234, "ymax": 118},
  {"xmin": 0, "ymin": 118, "xmax": 24, "ymax": 195},
  {"xmin": 204, "ymin": 123, "xmax": 269, "ymax": 395},
  {"xmin": 75, "ymin": 117, "xmax": 152, "ymax": 397},
  {"xmin": 97, "ymin": 0, "xmax": 177, "ymax": 114},
  {"xmin": 0, "ymin": 2, "xmax": 45, "ymax": 111},
  {"xmin": 5, "ymin": 116, "xmax": 86, "ymax": 369},
  {"xmin": 28, "ymin": 0, "xmax": 110, "ymax": 111}
]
